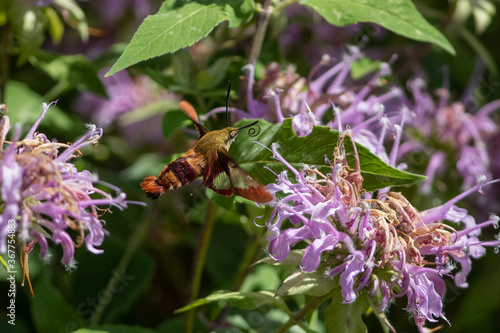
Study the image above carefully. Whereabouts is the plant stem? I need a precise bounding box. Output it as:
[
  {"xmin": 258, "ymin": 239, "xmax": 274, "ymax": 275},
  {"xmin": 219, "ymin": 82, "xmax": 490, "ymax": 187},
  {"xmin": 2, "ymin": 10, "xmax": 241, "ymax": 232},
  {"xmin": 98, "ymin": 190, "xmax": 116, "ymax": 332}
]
[
  {"xmin": 247, "ymin": 0, "xmax": 272, "ymax": 67},
  {"xmin": 233, "ymin": 232, "xmax": 264, "ymax": 290},
  {"xmin": 185, "ymin": 202, "xmax": 218, "ymax": 333},
  {"xmin": 43, "ymin": 81, "xmax": 68, "ymax": 102},
  {"xmin": 89, "ymin": 213, "xmax": 152, "ymax": 325},
  {"xmin": 273, "ymin": 293, "xmax": 331, "ymax": 333},
  {"xmin": 237, "ymin": 0, "xmax": 273, "ymax": 108},
  {"xmin": 273, "ymin": 0, "xmax": 297, "ymax": 13},
  {"xmin": 1, "ymin": 20, "xmax": 11, "ymax": 102}
]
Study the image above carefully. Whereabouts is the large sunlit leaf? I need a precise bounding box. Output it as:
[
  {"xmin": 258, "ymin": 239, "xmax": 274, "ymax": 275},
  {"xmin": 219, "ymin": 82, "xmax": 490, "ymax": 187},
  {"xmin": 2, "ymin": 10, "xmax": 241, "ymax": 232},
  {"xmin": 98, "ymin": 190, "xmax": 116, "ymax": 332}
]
[
  {"xmin": 301, "ymin": 0, "xmax": 455, "ymax": 55},
  {"xmin": 106, "ymin": 0, "xmax": 254, "ymax": 77},
  {"xmin": 230, "ymin": 119, "xmax": 427, "ymax": 192}
]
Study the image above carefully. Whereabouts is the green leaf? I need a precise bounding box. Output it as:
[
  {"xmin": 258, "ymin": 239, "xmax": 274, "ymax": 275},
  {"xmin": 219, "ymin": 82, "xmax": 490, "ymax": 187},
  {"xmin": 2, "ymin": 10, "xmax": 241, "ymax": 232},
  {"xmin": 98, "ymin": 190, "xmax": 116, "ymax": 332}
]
[
  {"xmin": 161, "ymin": 109, "xmax": 191, "ymax": 140},
  {"xmin": 4, "ymin": 81, "xmax": 76, "ymax": 131},
  {"xmin": 453, "ymin": 0, "xmax": 496, "ymax": 35},
  {"xmin": 31, "ymin": 277, "xmax": 86, "ymax": 333},
  {"xmin": 29, "ymin": 51, "xmax": 106, "ymax": 97},
  {"xmin": 175, "ymin": 290, "xmax": 288, "ymax": 314},
  {"xmin": 454, "ymin": 23, "xmax": 498, "ymax": 76},
  {"xmin": 44, "ymin": 6, "xmax": 64, "ymax": 44},
  {"xmin": 0, "ymin": 319, "xmax": 31, "ymax": 333},
  {"xmin": 256, "ymin": 249, "xmax": 305, "ymax": 266},
  {"xmin": 116, "ymin": 99, "xmax": 179, "ymax": 127},
  {"xmin": 324, "ymin": 289, "xmax": 369, "ymax": 333},
  {"xmin": 276, "ymin": 270, "xmax": 339, "ymax": 297},
  {"xmin": 350, "ymin": 57, "xmax": 381, "ymax": 80},
  {"xmin": 301, "ymin": 0, "xmax": 455, "ymax": 55},
  {"xmin": 121, "ymin": 153, "xmax": 169, "ymax": 181},
  {"xmin": 106, "ymin": 0, "xmax": 254, "ymax": 77},
  {"xmin": 53, "ymin": 0, "xmax": 88, "ymax": 41},
  {"xmin": 171, "ymin": 50, "xmax": 193, "ymax": 89},
  {"xmin": 240, "ymin": 264, "xmax": 281, "ymax": 292},
  {"xmin": 10, "ymin": 4, "xmax": 46, "ymax": 65},
  {"xmin": 195, "ymin": 57, "xmax": 234, "ymax": 91},
  {"xmin": 230, "ymin": 119, "xmax": 427, "ymax": 192},
  {"xmin": 0, "ymin": 0, "xmax": 13, "ymax": 12}
]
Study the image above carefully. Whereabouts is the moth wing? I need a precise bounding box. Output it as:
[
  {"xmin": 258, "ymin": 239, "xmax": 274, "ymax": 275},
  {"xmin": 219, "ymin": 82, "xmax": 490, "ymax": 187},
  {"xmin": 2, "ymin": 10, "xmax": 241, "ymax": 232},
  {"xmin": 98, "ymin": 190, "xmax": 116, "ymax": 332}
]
[
  {"xmin": 203, "ymin": 147, "xmax": 273, "ymax": 203},
  {"xmin": 179, "ymin": 101, "xmax": 210, "ymax": 138}
]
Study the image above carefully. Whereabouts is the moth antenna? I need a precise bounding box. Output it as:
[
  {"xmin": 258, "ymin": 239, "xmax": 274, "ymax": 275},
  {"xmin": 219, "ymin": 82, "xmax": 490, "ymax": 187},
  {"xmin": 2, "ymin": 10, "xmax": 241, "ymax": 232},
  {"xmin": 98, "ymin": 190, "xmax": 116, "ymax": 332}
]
[{"xmin": 226, "ymin": 81, "xmax": 232, "ymax": 127}]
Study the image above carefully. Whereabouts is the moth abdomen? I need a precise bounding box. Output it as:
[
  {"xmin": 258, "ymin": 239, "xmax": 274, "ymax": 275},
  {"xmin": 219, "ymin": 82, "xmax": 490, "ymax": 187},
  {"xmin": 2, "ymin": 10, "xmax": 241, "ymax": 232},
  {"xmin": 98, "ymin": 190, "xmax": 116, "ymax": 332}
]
[
  {"xmin": 141, "ymin": 152, "xmax": 205, "ymax": 199},
  {"xmin": 140, "ymin": 176, "xmax": 166, "ymax": 199},
  {"xmin": 167, "ymin": 158, "xmax": 199, "ymax": 186}
]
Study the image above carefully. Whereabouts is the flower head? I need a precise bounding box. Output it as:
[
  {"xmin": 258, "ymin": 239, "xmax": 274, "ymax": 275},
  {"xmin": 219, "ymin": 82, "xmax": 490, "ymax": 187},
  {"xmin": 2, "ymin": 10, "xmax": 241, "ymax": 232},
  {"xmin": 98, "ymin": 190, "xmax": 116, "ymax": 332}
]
[
  {"xmin": 263, "ymin": 129, "xmax": 500, "ymax": 332},
  {"xmin": 405, "ymin": 72, "xmax": 500, "ymax": 190},
  {"xmin": 0, "ymin": 102, "xmax": 139, "ymax": 270}
]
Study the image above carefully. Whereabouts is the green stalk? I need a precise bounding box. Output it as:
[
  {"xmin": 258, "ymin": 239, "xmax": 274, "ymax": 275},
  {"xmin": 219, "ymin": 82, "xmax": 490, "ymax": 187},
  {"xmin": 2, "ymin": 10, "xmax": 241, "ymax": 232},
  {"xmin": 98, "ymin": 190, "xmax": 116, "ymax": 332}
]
[
  {"xmin": 273, "ymin": 293, "xmax": 331, "ymax": 333},
  {"xmin": 1, "ymin": 20, "xmax": 11, "ymax": 102},
  {"xmin": 185, "ymin": 202, "xmax": 218, "ymax": 333},
  {"xmin": 247, "ymin": 0, "xmax": 272, "ymax": 66},
  {"xmin": 43, "ymin": 81, "xmax": 68, "ymax": 102},
  {"xmin": 273, "ymin": 0, "xmax": 297, "ymax": 13},
  {"xmin": 232, "ymin": 231, "xmax": 264, "ymax": 290}
]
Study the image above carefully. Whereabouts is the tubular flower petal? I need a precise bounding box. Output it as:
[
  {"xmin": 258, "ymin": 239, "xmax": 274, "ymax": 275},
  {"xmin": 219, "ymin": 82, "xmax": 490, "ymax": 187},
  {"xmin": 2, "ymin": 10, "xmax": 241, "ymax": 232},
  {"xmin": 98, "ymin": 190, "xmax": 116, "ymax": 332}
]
[
  {"xmin": 262, "ymin": 129, "xmax": 500, "ymax": 332},
  {"xmin": 0, "ymin": 103, "xmax": 142, "ymax": 269}
]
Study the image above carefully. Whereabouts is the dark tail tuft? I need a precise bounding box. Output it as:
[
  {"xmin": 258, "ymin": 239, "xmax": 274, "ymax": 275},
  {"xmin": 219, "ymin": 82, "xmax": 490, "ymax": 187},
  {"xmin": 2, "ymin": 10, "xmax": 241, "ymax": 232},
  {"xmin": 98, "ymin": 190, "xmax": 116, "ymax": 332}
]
[{"xmin": 140, "ymin": 176, "xmax": 165, "ymax": 199}]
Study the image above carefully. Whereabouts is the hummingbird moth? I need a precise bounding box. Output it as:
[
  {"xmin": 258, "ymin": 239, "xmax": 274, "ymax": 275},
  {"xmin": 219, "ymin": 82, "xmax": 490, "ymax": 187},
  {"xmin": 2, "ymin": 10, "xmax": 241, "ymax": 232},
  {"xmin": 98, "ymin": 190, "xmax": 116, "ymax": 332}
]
[{"xmin": 140, "ymin": 87, "xmax": 272, "ymax": 203}]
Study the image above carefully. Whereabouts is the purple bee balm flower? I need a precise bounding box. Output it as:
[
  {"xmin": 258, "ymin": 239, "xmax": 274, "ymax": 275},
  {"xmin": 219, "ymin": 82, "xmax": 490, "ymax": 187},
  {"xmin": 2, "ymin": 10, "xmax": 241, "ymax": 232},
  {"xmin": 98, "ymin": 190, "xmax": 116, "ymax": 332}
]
[
  {"xmin": 75, "ymin": 70, "xmax": 172, "ymax": 148},
  {"xmin": 405, "ymin": 73, "xmax": 500, "ymax": 190},
  {"xmin": 262, "ymin": 128, "xmax": 500, "ymax": 332},
  {"xmin": 202, "ymin": 47, "xmax": 402, "ymax": 142},
  {"xmin": 0, "ymin": 102, "xmax": 143, "ymax": 270}
]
